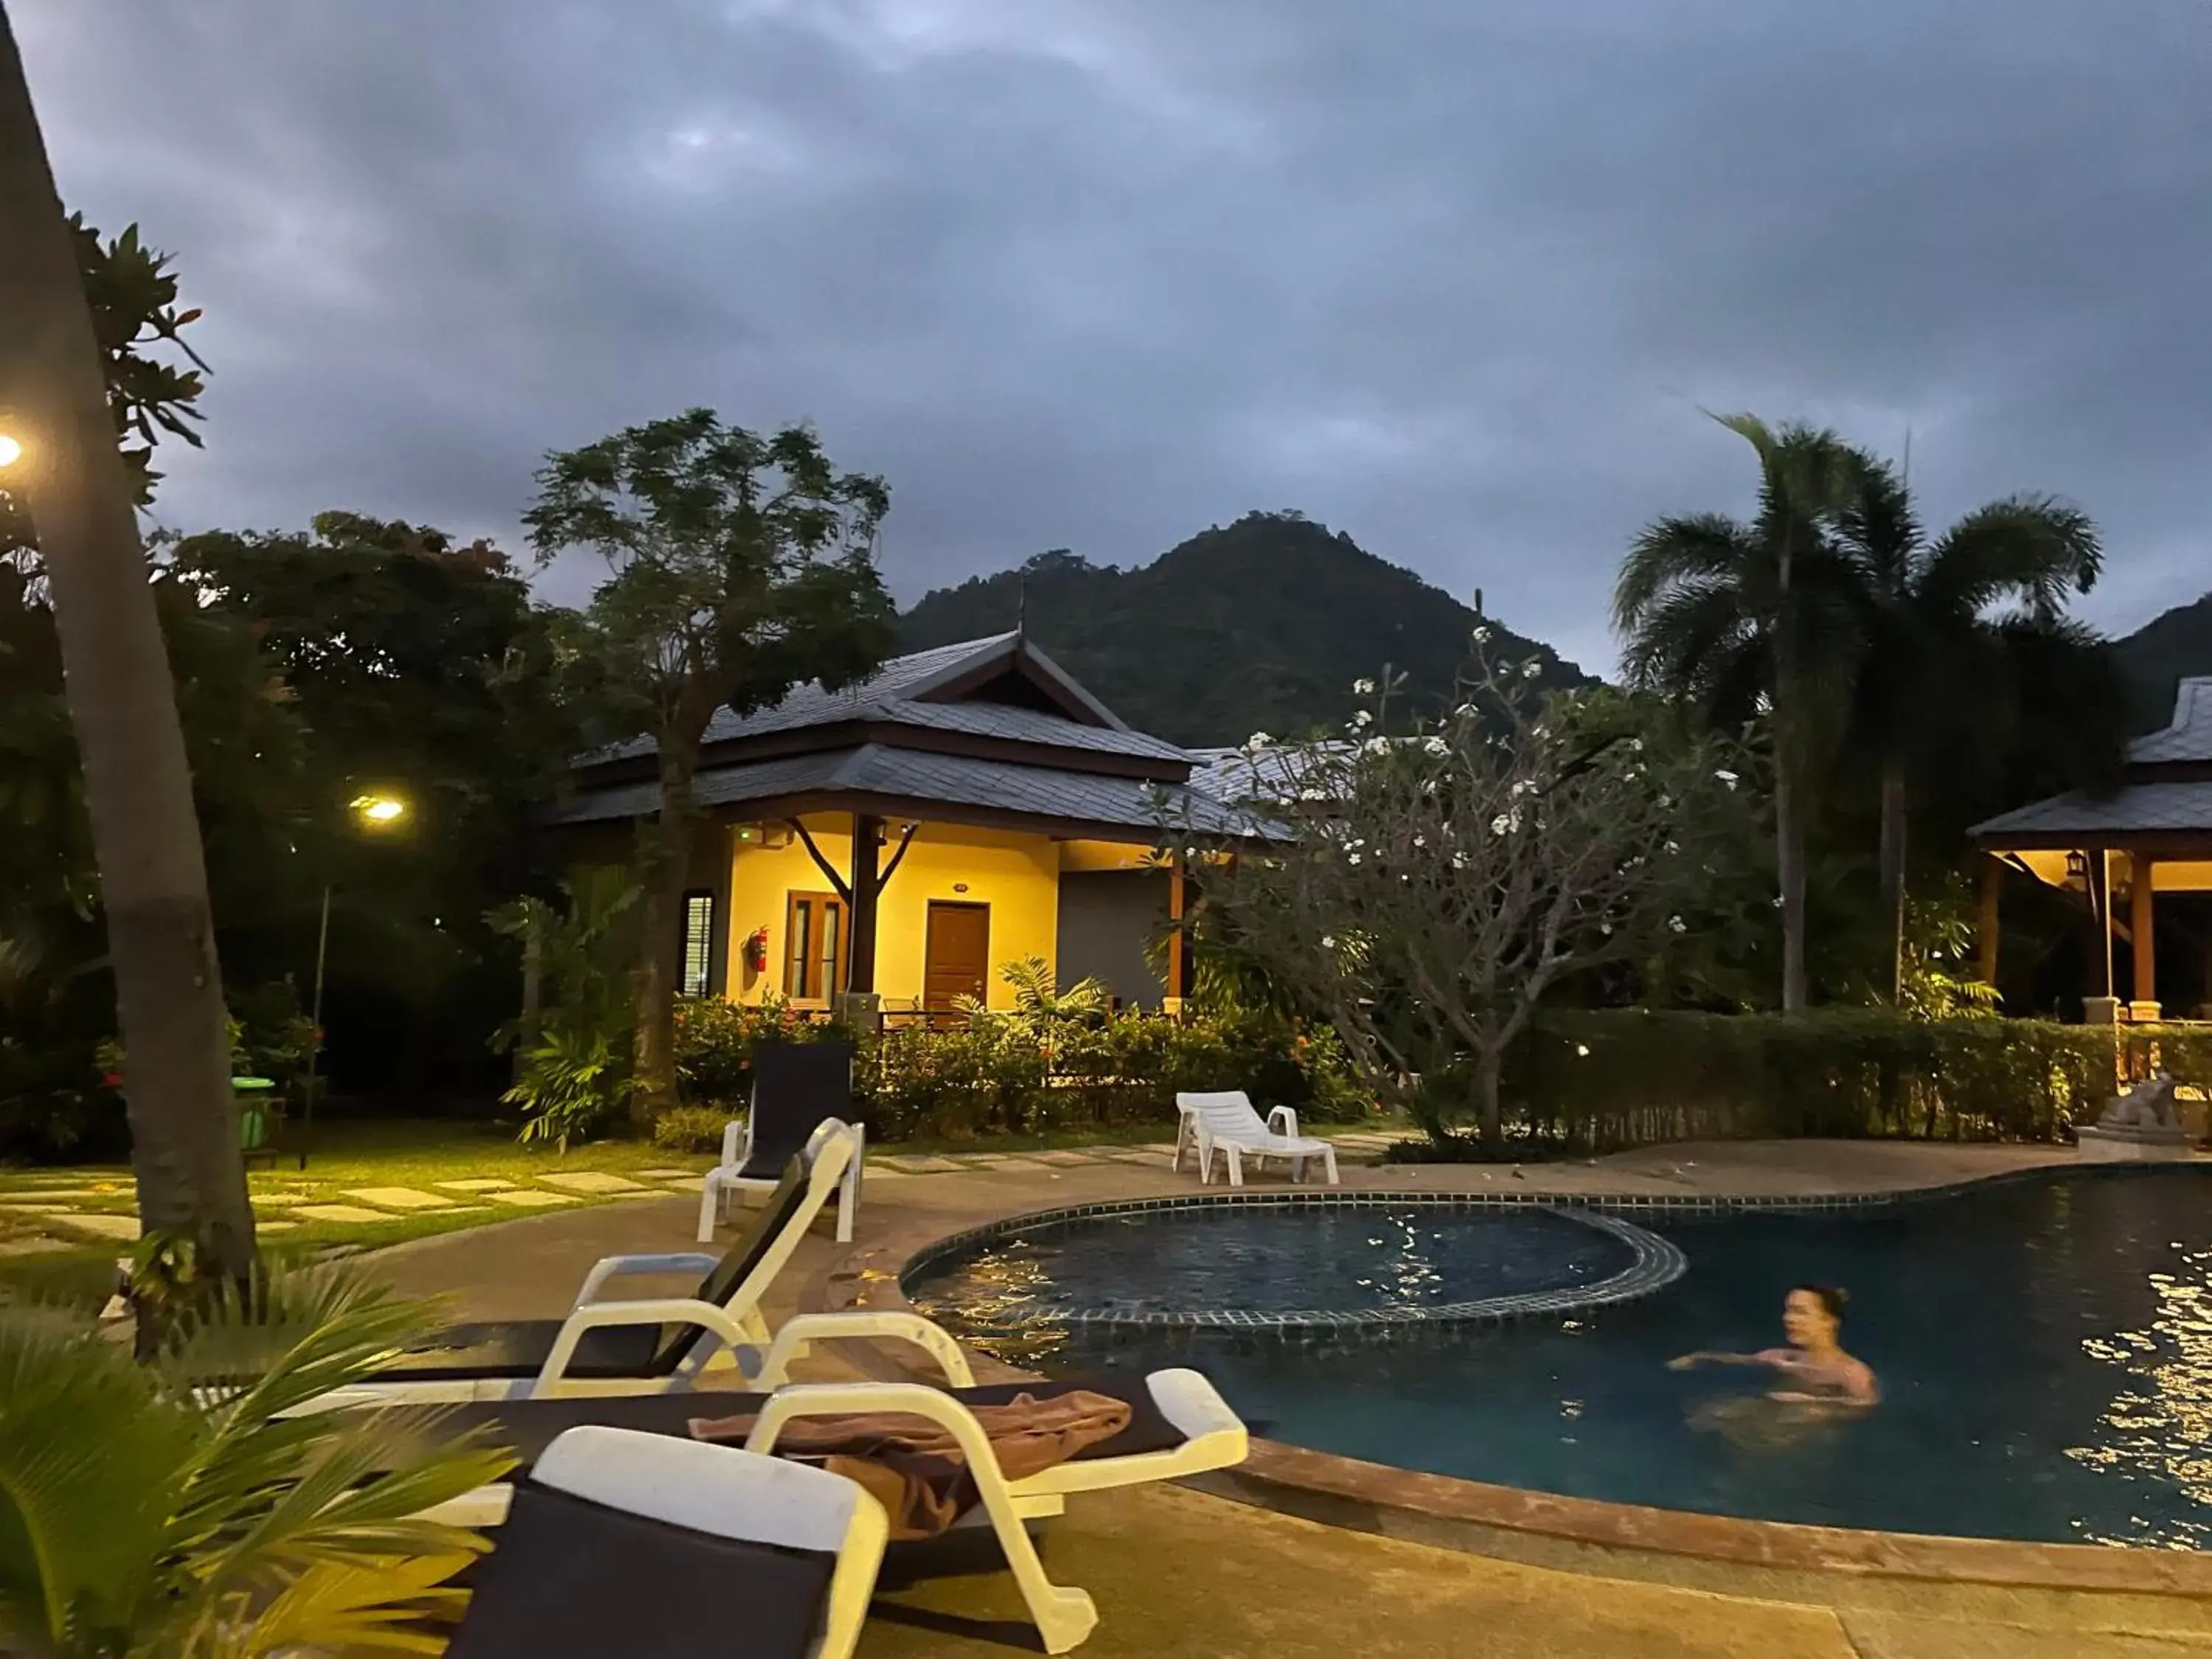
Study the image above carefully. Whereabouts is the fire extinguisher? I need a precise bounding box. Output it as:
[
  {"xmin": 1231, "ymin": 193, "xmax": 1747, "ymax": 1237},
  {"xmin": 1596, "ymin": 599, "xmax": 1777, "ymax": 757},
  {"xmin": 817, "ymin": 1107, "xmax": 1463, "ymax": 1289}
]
[{"xmin": 742, "ymin": 927, "xmax": 769, "ymax": 974}]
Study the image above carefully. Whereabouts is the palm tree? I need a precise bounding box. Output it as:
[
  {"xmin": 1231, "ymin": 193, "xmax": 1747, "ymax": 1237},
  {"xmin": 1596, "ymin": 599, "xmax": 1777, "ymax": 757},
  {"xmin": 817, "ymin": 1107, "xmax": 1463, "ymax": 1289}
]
[
  {"xmin": 1830, "ymin": 451, "xmax": 2107, "ymax": 997},
  {"xmin": 0, "ymin": 1263, "xmax": 514, "ymax": 1658},
  {"xmin": 1614, "ymin": 415, "xmax": 1864, "ymax": 1012},
  {"xmin": 0, "ymin": 4, "xmax": 251, "ymax": 1270}
]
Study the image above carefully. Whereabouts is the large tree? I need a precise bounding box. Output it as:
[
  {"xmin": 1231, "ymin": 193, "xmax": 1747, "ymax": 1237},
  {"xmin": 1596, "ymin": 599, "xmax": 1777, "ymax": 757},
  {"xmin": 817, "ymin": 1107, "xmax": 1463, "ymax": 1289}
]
[
  {"xmin": 1829, "ymin": 451, "xmax": 2113, "ymax": 998},
  {"xmin": 0, "ymin": 7, "xmax": 251, "ymax": 1267},
  {"xmin": 1614, "ymin": 415, "xmax": 1863, "ymax": 1013},
  {"xmin": 1190, "ymin": 655, "xmax": 1747, "ymax": 1151},
  {"xmin": 525, "ymin": 411, "xmax": 894, "ymax": 1116}
]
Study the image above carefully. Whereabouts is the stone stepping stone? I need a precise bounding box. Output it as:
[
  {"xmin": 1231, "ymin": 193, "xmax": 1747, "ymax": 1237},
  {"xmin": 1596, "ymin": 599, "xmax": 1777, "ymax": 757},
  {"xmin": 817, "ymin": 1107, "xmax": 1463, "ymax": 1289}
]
[
  {"xmin": 342, "ymin": 1186, "xmax": 455, "ymax": 1211},
  {"xmin": 535, "ymin": 1172, "xmax": 647, "ymax": 1194},
  {"xmin": 251, "ymin": 1193, "xmax": 316, "ymax": 1207},
  {"xmin": 1099, "ymin": 1147, "xmax": 1175, "ymax": 1164},
  {"xmin": 259, "ymin": 1221, "xmax": 300, "ymax": 1234},
  {"xmin": 54, "ymin": 1214, "xmax": 142, "ymax": 1240},
  {"xmin": 436, "ymin": 1178, "xmax": 521, "ymax": 1193},
  {"xmin": 633, "ymin": 1167, "xmax": 700, "ymax": 1179},
  {"xmin": 487, "ymin": 1190, "xmax": 578, "ymax": 1208},
  {"xmin": 0, "ymin": 1237, "xmax": 71, "ymax": 1256},
  {"xmin": 0, "ymin": 1187, "xmax": 102, "ymax": 1201},
  {"xmin": 971, "ymin": 1157, "xmax": 1055, "ymax": 1172},
  {"xmin": 658, "ymin": 1175, "xmax": 706, "ymax": 1192},
  {"xmin": 0, "ymin": 1202, "xmax": 78, "ymax": 1214},
  {"xmin": 1029, "ymin": 1150, "xmax": 1105, "ymax": 1167},
  {"xmin": 877, "ymin": 1155, "xmax": 964, "ymax": 1174},
  {"xmin": 295, "ymin": 1205, "xmax": 400, "ymax": 1225}
]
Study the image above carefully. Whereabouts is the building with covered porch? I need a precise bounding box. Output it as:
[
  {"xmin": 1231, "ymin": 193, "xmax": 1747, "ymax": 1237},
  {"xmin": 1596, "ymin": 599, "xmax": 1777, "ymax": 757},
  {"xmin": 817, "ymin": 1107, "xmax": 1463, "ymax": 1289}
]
[
  {"xmin": 1972, "ymin": 677, "xmax": 2212, "ymax": 1022},
  {"xmin": 553, "ymin": 632, "xmax": 1259, "ymax": 1019}
]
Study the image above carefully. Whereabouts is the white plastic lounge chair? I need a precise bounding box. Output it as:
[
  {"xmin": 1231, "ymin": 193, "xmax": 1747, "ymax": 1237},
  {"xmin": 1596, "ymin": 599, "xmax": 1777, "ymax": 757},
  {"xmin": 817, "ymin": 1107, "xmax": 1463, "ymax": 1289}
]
[
  {"xmin": 1174, "ymin": 1090, "xmax": 1339, "ymax": 1186},
  {"xmin": 700, "ymin": 1040, "xmax": 865, "ymax": 1244},
  {"xmin": 417, "ymin": 1368, "xmax": 1250, "ymax": 1655},
  {"xmin": 443, "ymin": 1425, "xmax": 887, "ymax": 1659},
  {"xmin": 310, "ymin": 1121, "xmax": 899, "ymax": 1408}
]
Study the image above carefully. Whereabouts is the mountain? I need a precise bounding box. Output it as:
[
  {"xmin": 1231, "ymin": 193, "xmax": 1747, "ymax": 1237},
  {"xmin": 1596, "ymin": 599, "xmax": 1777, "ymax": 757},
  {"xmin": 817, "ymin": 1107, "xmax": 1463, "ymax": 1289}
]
[
  {"xmin": 2114, "ymin": 588, "xmax": 2212, "ymax": 730},
  {"xmin": 896, "ymin": 510, "xmax": 1595, "ymax": 748}
]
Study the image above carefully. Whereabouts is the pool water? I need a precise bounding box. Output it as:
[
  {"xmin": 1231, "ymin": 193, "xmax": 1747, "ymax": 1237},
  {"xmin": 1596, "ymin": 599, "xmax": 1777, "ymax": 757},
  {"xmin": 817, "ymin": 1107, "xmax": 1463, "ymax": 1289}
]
[
  {"xmin": 914, "ymin": 1203, "xmax": 1637, "ymax": 1324},
  {"xmin": 911, "ymin": 1170, "xmax": 2212, "ymax": 1548}
]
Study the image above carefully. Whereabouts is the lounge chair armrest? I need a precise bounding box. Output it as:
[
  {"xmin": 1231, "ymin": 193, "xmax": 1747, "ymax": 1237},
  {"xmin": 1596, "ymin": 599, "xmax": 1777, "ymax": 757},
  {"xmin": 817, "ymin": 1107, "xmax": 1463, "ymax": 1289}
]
[
  {"xmin": 534, "ymin": 1298, "xmax": 749, "ymax": 1396},
  {"xmin": 752, "ymin": 1311, "xmax": 977, "ymax": 1389},
  {"xmin": 572, "ymin": 1252, "xmax": 723, "ymax": 1309},
  {"xmin": 1265, "ymin": 1105, "xmax": 1299, "ymax": 1138},
  {"xmin": 1147, "ymin": 1367, "xmax": 1250, "ymax": 1450}
]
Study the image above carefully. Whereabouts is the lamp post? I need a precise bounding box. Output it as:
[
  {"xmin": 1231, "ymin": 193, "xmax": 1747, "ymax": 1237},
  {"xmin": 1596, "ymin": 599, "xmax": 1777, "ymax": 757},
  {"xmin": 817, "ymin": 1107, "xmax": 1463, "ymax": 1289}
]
[{"xmin": 302, "ymin": 790, "xmax": 409, "ymax": 1148}]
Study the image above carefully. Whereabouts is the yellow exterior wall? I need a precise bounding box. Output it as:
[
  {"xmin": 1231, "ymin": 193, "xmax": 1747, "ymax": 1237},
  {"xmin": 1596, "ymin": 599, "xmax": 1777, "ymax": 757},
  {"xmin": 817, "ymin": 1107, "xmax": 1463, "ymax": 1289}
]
[{"xmin": 722, "ymin": 814, "xmax": 1062, "ymax": 1010}]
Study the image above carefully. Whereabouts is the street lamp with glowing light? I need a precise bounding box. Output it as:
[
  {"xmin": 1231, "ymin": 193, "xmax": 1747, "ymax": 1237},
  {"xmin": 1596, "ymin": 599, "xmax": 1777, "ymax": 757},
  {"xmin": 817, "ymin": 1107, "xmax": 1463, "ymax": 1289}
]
[
  {"xmin": 350, "ymin": 793, "xmax": 408, "ymax": 826},
  {"xmin": 0, "ymin": 434, "xmax": 22, "ymax": 469}
]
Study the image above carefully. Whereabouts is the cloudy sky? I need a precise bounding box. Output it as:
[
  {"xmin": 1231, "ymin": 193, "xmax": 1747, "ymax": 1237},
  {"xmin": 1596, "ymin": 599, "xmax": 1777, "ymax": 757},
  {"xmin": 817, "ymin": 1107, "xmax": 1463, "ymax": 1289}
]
[{"xmin": 18, "ymin": 0, "xmax": 2212, "ymax": 674}]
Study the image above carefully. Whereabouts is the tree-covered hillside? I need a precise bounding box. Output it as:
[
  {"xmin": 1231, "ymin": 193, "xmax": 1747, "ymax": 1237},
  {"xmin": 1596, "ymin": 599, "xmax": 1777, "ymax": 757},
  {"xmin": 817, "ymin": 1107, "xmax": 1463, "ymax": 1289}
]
[{"xmin": 897, "ymin": 510, "xmax": 1593, "ymax": 746}]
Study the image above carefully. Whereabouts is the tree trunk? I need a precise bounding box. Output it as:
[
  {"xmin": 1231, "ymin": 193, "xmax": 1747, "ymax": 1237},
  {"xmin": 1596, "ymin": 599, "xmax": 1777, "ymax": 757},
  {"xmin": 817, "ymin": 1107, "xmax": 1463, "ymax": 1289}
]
[
  {"xmin": 1474, "ymin": 1046, "xmax": 1506, "ymax": 1154},
  {"xmin": 0, "ymin": 10, "xmax": 254, "ymax": 1274},
  {"xmin": 1773, "ymin": 725, "xmax": 1809, "ymax": 1015},
  {"xmin": 632, "ymin": 752, "xmax": 693, "ymax": 1121},
  {"xmin": 1878, "ymin": 758, "xmax": 1908, "ymax": 1003}
]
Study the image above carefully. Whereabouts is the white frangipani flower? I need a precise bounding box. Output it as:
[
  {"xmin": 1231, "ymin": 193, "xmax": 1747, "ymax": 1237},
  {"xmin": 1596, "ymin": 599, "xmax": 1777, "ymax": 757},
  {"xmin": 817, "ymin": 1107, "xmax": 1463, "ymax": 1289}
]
[
  {"xmin": 1669, "ymin": 915, "xmax": 1688, "ymax": 934},
  {"xmin": 1364, "ymin": 736, "xmax": 1391, "ymax": 755},
  {"xmin": 1520, "ymin": 658, "xmax": 1543, "ymax": 679},
  {"xmin": 1714, "ymin": 768, "xmax": 1739, "ymax": 788},
  {"xmin": 1472, "ymin": 625, "xmax": 1492, "ymax": 645},
  {"xmin": 1423, "ymin": 735, "xmax": 1449, "ymax": 756},
  {"xmin": 1245, "ymin": 731, "xmax": 1272, "ymax": 751},
  {"xmin": 1352, "ymin": 709, "xmax": 1373, "ymax": 728},
  {"xmin": 1352, "ymin": 678, "xmax": 1376, "ymax": 695}
]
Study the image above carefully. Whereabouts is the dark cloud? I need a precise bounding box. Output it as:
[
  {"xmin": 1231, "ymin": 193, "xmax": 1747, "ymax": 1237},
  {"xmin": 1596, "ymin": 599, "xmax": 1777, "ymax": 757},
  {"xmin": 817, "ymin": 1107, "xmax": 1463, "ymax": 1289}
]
[{"xmin": 19, "ymin": 0, "xmax": 2212, "ymax": 672}]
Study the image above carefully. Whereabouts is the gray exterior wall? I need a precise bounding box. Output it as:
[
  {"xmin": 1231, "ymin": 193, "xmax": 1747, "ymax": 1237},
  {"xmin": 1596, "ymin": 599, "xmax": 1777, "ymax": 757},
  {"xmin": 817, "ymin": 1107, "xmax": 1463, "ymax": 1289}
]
[{"xmin": 1055, "ymin": 869, "xmax": 1169, "ymax": 1009}]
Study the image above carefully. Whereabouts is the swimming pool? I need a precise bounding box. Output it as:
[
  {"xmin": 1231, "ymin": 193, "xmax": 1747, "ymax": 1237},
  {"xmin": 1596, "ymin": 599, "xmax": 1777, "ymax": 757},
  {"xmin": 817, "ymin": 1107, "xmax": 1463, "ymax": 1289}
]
[{"xmin": 908, "ymin": 1168, "xmax": 2212, "ymax": 1548}]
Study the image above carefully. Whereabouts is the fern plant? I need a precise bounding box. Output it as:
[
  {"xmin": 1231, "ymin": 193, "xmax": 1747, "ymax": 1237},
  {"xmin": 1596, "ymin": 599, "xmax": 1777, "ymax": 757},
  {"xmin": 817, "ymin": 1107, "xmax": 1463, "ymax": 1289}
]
[
  {"xmin": 501, "ymin": 1024, "xmax": 636, "ymax": 1154},
  {"xmin": 951, "ymin": 956, "xmax": 1110, "ymax": 1068},
  {"xmin": 0, "ymin": 1262, "xmax": 516, "ymax": 1658}
]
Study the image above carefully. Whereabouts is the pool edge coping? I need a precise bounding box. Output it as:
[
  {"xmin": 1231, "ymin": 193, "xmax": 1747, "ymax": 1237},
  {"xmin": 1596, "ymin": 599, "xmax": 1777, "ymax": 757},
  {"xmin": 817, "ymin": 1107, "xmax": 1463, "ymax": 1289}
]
[{"xmin": 817, "ymin": 1158, "xmax": 2212, "ymax": 1607}]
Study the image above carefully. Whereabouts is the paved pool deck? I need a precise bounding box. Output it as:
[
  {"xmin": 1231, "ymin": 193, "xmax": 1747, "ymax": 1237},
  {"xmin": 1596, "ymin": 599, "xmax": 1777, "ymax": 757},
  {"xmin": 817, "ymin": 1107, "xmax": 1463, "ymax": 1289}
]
[{"xmin": 366, "ymin": 1138, "xmax": 2211, "ymax": 1659}]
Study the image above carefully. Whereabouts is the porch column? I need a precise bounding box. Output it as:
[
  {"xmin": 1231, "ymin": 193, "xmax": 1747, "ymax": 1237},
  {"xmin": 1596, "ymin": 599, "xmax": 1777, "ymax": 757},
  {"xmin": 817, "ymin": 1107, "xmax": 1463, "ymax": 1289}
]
[
  {"xmin": 1164, "ymin": 852, "xmax": 1189, "ymax": 1009},
  {"xmin": 1977, "ymin": 855, "xmax": 2001, "ymax": 988},
  {"xmin": 2084, "ymin": 849, "xmax": 2120, "ymax": 1024},
  {"xmin": 846, "ymin": 813, "xmax": 882, "ymax": 994},
  {"xmin": 2130, "ymin": 853, "xmax": 2158, "ymax": 1018}
]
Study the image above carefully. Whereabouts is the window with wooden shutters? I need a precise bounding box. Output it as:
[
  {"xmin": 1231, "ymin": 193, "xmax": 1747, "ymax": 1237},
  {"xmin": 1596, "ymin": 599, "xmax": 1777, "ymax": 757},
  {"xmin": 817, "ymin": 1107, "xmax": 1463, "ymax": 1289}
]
[{"xmin": 783, "ymin": 891, "xmax": 847, "ymax": 1002}]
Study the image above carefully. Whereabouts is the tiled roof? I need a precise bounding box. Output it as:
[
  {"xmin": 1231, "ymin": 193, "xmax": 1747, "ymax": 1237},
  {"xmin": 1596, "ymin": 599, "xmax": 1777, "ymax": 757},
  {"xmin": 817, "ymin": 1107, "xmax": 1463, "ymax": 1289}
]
[
  {"xmin": 582, "ymin": 633, "xmax": 1188, "ymax": 767},
  {"xmin": 1186, "ymin": 743, "xmax": 1355, "ymax": 805},
  {"xmin": 551, "ymin": 743, "xmax": 1272, "ymax": 838},
  {"xmin": 1972, "ymin": 779, "xmax": 2212, "ymax": 840},
  {"xmin": 2129, "ymin": 676, "xmax": 2212, "ymax": 765}
]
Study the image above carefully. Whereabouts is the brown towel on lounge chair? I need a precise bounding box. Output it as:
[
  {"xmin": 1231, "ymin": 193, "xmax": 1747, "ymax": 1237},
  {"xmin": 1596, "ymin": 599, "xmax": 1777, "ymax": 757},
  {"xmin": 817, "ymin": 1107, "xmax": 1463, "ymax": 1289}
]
[{"xmin": 686, "ymin": 1390, "xmax": 1131, "ymax": 1540}]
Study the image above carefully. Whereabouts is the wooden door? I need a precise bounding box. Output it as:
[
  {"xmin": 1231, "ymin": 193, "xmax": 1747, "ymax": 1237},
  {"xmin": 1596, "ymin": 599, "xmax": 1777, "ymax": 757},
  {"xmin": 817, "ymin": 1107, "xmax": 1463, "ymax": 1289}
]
[{"xmin": 924, "ymin": 902, "xmax": 991, "ymax": 1009}]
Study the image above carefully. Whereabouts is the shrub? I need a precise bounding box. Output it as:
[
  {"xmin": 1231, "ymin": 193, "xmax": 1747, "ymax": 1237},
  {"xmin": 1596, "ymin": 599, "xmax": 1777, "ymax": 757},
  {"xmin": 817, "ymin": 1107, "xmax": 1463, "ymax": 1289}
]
[
  {"xmin": 1402, "ymin": 1008, "xmax": 2212, "ymax": 1156},
  {"xmin": 651, "ymin": 1102, "xmax": 731, "ymax": 1154},
  {"xmin": 671, "ymin": 995, "xmax": 813, "ymax": 1105}
]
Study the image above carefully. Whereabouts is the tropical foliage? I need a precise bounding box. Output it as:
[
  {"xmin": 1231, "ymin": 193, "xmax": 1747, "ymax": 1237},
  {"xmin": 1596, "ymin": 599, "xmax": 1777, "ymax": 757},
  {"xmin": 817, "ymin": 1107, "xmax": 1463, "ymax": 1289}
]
[
  {"xmin": 0, "ymin": 1262, "xmax": 514, "ymax": 1658},
  {"xmin": 1186, "ymin": 651, "xmax": 1753, "ymax": 1148},
  {"xmin": 524, "ymin": 411, "xmax": 898, "ymax": 1118}
]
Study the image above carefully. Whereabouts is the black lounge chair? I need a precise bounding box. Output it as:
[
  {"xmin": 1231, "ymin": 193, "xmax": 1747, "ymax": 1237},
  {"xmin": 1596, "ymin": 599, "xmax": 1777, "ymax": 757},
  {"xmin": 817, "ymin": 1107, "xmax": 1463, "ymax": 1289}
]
[
  {"xmin": 445, "ymin": 1425, "xmax": 886, "ymax": 1659},
  {"xmin": 700, "ymin": 1040, "xmax": 863, "ymax": 1242}
]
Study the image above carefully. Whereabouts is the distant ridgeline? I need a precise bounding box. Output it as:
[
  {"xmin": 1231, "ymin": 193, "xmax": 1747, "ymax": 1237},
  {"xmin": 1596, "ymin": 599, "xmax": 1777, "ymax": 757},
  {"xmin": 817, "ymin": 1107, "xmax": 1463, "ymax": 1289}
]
[
  {"xmin": 896, "ymin": 509, "xmax": 1596, "ymax": 748},
  {"xmin": 2114, "ymin": 587, "xmax": 2212, "ymax": 733}
]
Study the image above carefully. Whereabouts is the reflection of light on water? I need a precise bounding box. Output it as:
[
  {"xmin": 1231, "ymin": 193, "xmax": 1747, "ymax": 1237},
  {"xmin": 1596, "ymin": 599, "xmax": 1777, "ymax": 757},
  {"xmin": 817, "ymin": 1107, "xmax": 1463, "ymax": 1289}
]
[
  {"xmin": 2065, "ymin": 1242, "xmax": 2211, "ymax": 1548},
  {"xmin": 912, "ymin": 1241, "xmax": 1073, "ymax": 1366}
]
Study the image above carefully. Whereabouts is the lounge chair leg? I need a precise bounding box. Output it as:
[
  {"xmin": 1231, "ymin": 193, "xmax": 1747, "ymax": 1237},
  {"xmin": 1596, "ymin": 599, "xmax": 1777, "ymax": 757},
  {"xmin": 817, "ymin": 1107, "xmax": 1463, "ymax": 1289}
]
[
  {"xmin": 696, "ymin": 1178, "xmax": 720, "ymax": 1244},
  {"xmin": 1323, "ymin": 1146, "xmax": 1339, "ymax": 1186},
  {"xmin": 1225, "ymin": 1147, "xmax": 1244, "ymax": 1188}
]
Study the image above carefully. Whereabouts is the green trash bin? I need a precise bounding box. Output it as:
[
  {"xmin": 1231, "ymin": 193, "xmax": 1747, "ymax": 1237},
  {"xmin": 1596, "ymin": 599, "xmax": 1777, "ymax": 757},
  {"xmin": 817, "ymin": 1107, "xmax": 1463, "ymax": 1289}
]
[{"xmin": 233, "ymin": 1077, "xmax": 276, "ymax": 1150}]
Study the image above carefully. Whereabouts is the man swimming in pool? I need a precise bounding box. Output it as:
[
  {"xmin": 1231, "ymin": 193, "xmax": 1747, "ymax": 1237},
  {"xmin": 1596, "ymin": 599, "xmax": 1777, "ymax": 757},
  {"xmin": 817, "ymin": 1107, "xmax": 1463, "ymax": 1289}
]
[{"xmin": 1669, "ymin": 1284, "xmax": 1879, "ymax": 1407}]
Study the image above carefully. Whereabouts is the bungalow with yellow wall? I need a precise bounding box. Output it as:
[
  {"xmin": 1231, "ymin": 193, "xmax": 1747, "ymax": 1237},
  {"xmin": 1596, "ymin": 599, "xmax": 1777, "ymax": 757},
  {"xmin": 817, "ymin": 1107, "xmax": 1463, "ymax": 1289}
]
[{"xmin": 552, "ymin": 632, "xmax": 1262, "ymax": 1018}]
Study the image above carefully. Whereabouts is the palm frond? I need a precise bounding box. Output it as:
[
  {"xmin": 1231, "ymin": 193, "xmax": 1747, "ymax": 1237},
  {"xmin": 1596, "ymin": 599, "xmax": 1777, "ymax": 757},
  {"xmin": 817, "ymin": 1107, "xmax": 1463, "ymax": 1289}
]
[
  {"xmin": 1616, "ymin": 577, "xmax": 1758, "ymax": 704},
  {"xmin": 1920, "ymin": 495, "xmax": 2103, "ymax": 622},
  {"xmin": 1832, "ymin": 448, "xmax": 1922, "ymax": 596},
  {"xmin": 202, "ymin": 1554, "xmax": 474, "ymax": 1658},
  {"xmin": 1613, "ymin": 512, "xmax": 1751, "ymax": 635}
]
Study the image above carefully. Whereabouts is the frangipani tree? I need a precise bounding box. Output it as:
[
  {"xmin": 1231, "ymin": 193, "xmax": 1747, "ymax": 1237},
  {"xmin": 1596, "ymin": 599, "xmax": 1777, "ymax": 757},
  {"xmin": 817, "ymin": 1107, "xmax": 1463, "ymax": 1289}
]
[{"xmin": 1188, "ymin": 646, "xmax": 1750, "ymax": 1151}]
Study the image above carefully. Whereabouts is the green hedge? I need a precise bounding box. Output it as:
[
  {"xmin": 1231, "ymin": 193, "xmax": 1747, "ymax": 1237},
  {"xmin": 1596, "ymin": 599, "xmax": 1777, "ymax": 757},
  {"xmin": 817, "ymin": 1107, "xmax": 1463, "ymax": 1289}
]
[
  {"xmin": 1490, "ymin": 1009, "xmax": 2212, "ymax": 1153},
  {"xmin": 671, "ymin": 996, "xmax": 1368, "ymax": 1142}
]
